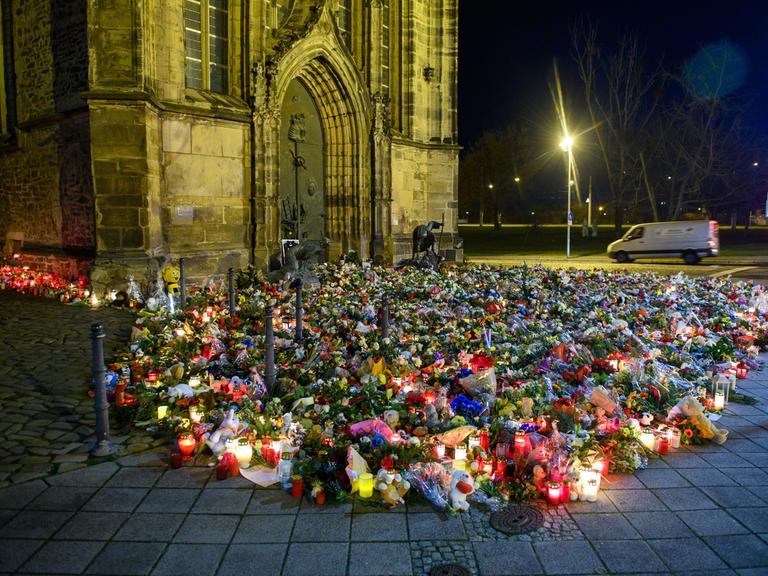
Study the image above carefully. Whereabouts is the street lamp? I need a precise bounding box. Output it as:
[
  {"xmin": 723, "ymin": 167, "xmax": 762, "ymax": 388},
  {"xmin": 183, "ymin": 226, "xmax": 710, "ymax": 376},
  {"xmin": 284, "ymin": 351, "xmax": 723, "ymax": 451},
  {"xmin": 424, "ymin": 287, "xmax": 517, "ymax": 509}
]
[
  {"xmin": 560, "ymin": 135, "xmax": 574, "ymax": 257},
  {"xmin": 514, "ymin": 176, "xmax": 521, "ymax": 183}
]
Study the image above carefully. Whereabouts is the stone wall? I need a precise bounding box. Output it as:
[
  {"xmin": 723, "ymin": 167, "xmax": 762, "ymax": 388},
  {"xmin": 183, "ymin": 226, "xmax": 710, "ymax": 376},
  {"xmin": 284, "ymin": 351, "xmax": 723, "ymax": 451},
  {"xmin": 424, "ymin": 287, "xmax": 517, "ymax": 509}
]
[
  {"xmin": 0, "ymin": 0, "xmax": 95, "ymax": 280},
  {"xmin": 160, "ymin": 115, "xmax": 250, "ymax": 280}
]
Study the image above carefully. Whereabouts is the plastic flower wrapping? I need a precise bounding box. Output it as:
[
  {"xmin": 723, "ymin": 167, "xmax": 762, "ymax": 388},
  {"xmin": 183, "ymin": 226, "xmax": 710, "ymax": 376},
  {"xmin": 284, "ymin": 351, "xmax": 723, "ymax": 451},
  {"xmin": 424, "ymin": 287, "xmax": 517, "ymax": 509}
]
[{"xmin": 93, "ymin": 261, "xmax": 767, "ymax": 511}]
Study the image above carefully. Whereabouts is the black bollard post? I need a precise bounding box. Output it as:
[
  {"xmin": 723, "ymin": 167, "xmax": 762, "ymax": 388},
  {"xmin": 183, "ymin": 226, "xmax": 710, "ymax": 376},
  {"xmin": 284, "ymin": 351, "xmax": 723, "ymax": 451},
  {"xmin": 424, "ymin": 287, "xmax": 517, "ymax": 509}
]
[
  {"xmin": 91, "ymin": 323, "xmax": 116, "ymax": 457},
  {"xmin": 381, "ymin": 294, "xmax": 390, "ymax": 340},
  {"xmin": 228, "ymin": 267, "xmax": 236, "ymax": 317},
  {"xmin": 264, "ymin": 306, "xmax": 276, "ymax": 392},
  {"xmin": 294, "ymin": 278, "xmax": 304, "ymax": 343},
  {"xmin": 178, "ymin": 258, "xmax": 186, "ymax": 309}
]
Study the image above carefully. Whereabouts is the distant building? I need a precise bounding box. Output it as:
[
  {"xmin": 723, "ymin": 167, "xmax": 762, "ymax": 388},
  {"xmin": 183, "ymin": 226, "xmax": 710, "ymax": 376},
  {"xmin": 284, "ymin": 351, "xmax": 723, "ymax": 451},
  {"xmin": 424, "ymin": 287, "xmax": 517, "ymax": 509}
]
[{"xmin": 0, "ymin": 0, "xmax": 460, "ymax": 288}]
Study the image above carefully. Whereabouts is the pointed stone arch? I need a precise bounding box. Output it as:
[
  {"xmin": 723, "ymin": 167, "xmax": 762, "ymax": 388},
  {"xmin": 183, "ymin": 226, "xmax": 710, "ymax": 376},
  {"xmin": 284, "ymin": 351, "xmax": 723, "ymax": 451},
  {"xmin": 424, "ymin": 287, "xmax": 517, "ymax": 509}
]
[{"xmin": 266, "ymin": 9, "xmax": 372, "ymax": 260}]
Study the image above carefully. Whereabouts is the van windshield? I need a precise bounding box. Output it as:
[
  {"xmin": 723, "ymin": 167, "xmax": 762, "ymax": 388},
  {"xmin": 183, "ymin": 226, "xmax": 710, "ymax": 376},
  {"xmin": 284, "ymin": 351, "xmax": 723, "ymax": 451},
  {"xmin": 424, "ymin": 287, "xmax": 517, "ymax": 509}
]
[{"xmin": 623, "ymin": 226, "xmax": 644, "ymax": 240}]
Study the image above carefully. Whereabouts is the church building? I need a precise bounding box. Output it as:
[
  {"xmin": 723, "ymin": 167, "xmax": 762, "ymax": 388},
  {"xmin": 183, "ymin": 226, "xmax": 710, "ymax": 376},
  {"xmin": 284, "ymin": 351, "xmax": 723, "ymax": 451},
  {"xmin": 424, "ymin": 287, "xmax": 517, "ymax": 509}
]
[{"xmin": 0, "ymin": 0, "xmax": 460, "ymax": 288}]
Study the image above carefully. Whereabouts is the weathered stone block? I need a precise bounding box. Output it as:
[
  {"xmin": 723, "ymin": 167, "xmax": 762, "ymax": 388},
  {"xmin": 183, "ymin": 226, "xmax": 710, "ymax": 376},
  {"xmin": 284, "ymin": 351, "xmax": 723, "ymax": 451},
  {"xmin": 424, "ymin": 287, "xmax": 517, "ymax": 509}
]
[
  {"xmin": 99, "ymin": 208, "xmax": 139, "ymax": 227},
  {"xmin": 191, "ymin": 124, "xmax": 223, "ymax": 156},
  {"xmin": 163, "ymin": 120, "xmax": 191, "ymax": 154},
  {"xmin": 121, "ymin": 227, "xmax": 146, "ymax": 249}
]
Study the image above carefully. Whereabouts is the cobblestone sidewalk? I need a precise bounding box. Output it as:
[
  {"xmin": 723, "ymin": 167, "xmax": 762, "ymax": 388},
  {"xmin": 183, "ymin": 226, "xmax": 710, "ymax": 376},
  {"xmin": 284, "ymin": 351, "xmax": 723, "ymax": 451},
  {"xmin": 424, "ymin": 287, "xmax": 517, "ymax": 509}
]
[
  {"xmin": 0, "ymin": 290, "xmax": 141, "ymax": 486},
  {"xmin": 0, "ymin": 354, "xmax": 766, "ymax": 575}
]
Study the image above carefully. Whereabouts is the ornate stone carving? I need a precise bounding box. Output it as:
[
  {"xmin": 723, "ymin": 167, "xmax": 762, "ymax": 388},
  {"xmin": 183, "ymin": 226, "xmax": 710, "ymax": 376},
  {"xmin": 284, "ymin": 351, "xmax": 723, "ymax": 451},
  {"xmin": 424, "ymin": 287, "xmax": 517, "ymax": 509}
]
[{"xmin": 372, "ymin": 92, "xmax": 391, "ymax": 145}]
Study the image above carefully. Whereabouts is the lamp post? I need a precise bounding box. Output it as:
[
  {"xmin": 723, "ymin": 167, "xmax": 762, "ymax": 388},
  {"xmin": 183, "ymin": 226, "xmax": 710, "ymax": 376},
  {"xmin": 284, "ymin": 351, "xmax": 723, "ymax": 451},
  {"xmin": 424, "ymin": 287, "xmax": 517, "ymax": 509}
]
[{"xmin": 560, "ymin": 135, "xmax": 574, "ymax": 257}]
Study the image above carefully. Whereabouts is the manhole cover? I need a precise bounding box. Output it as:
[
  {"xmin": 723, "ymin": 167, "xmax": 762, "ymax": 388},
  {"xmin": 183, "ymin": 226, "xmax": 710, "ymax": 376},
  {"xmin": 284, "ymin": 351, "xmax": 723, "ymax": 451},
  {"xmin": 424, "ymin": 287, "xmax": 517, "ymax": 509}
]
[
  {"xmin": 429, "ymin": 564, "xmax": 471, "ymax": 576},
  {"xmin": 489, "ymin": 505, "xmax": 544, "ymax": 534}
]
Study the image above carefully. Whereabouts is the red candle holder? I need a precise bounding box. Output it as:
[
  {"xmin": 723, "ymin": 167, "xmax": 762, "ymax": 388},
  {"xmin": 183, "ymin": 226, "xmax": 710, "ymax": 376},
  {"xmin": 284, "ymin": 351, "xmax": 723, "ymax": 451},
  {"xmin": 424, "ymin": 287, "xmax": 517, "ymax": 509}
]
[
  {"xmin": 547, "ymin": 481, "xmax": 563, "ymax": 505},
  {"xmin": 169, "ymin": 452, "xmax": 183, "ymax": 469},
  {"xmin": 292, "ymin": 476, "xmax": 303, "ymax": 499},
  {"xmin": 736, "ymin": 362, "xmax": 748, "ymax": 379},
  {"xmin": 178, "ymin": 435, "xmax": 197, "ymax": 459},
  {"xmin": 479, "ymin": 429, "xmax": 489, "ymax": 451}
]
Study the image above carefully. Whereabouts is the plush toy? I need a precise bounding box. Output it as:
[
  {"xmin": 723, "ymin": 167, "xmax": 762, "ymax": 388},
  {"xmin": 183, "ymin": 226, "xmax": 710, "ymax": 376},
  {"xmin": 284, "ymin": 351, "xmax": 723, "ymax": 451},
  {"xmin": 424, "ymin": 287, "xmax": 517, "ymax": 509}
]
[
  {"xmin": 349, "ymin": 419, "xmax": 393, "ymax": 441},
  {"xmin": 532, "ymin": 464, "xmax": 548, "ymax": 494},
  {"xmin": 163, "ymin": 265, "xmax": 181, "ymax": 296},
  {"xmin": 639, "ymin": 412, "xmax": 654, "ymax": 426},
  {"xmin": 382, "ymin": 410, "xmax": 400, "ymax": 429},
  {"xmin": 668, "ymin": 396, "xmax": 728, "ymax": 445},
  {"xmin": 449, "ymin": 469, "xmax": 475, "ymax": 511},
  {"xmin": 375, "ymin": 469, "xmax": 411, "ymax": 508},
  {"xmin": 204, "ymin": 408, "xmax": 249, "ymax": 456}
]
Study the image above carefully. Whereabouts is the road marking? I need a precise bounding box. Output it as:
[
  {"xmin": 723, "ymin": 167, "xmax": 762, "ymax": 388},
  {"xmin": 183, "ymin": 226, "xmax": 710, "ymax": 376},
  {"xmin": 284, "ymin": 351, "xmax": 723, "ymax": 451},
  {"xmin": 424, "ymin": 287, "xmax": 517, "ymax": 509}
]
[{"xmin": 710, "ymin": 266, "xmax": 756, "ymax": 278}]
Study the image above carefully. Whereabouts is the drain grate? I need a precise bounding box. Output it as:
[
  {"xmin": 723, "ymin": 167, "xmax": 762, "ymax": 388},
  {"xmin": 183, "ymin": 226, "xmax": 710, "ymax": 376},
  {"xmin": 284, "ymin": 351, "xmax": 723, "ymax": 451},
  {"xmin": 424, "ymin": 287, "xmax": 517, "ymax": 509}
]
[
  {"xmin": 429, "ymin": 564, "xmax": 472, "ymax": 576},
  {"xmin": 489, "ymin": 504, "xmax": 544, "ymax": 535}
]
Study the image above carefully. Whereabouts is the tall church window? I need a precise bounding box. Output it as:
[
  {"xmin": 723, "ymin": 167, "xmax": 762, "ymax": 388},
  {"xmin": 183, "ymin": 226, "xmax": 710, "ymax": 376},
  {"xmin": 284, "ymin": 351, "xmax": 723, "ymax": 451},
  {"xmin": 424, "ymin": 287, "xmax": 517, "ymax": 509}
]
[
  {"xmin": 337, "ymin": 0, "xmax": 352, "ymax": 49},
  {"xmin": 0, "ymin": 0, "xmax": 17, "ymax": 139},
  {"xmin": 184, "ymin": 0, "xmax": 229, "ymax": 93},
  {"xmin": 381, "ymin": 0, "xmax": 390, "ymax": 98}
]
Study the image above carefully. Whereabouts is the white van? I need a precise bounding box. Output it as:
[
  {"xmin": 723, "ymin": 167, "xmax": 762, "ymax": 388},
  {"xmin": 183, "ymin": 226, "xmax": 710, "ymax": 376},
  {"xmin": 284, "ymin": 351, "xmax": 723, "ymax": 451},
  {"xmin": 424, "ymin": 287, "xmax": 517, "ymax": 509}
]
[{"xmin": 607, "ymin": 220, "xmax": 719, "ymax": 265}]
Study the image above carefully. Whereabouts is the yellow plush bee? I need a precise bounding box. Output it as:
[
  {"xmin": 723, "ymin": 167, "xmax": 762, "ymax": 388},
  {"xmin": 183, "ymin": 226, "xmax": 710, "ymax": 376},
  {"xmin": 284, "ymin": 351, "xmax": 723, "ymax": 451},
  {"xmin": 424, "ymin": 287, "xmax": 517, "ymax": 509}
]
[{"xmin": 163, "ymin": 265, "xmax": 181, "ymax": 296}]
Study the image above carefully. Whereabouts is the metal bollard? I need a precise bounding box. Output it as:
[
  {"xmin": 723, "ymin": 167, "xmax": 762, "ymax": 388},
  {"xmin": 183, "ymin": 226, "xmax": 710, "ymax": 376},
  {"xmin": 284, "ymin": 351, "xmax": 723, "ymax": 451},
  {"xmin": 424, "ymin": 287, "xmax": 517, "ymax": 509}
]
[
  {"xmin": 381, "ymin": 294, "xmax": 389, "ymax": 340},
  {"xmin": 228, "ymin": 268, "xmax": 236, "ymax": 317},
  {"xmin": 294, "ymin": 278, "xmax": 304, "ymax": 343},
  {"xmin": 264, "ymin": 306, "xmax": 276, "ymax": 392},
  {"xmin": 91, "ymin": 323, "xmax": 116, "ymax": 457},
  {"xmin": 178, "ymin": 258, "xmax": 186, "ymax": 309}
]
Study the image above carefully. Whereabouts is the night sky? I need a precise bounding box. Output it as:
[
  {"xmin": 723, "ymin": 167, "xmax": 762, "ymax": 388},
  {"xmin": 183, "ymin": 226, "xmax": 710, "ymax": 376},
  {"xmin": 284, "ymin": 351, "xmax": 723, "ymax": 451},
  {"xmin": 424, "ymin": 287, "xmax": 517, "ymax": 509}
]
[{"xmin": 458, "ymin": 1, "xmax": 768, "ymax": 172}]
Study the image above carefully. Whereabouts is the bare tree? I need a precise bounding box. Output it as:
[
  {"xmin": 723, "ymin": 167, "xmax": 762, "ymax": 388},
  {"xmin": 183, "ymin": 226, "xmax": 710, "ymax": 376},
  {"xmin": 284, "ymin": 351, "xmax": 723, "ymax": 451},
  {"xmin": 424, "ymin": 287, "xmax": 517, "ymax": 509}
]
[
  {"xmin": 459, "ymin": 127, "xmax": 531, "ymax": 229},
  {"xmin": 571, "ymin": 20, "xmax": 665, "ymax": 235}
]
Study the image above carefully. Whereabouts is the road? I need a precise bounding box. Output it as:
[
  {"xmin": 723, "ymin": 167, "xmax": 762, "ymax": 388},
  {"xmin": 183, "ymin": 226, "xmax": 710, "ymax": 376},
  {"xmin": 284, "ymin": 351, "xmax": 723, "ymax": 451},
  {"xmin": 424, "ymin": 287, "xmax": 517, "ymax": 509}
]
[{"xmin": 465, "ymin": 254, "xmax": 768, "ymax": 284}]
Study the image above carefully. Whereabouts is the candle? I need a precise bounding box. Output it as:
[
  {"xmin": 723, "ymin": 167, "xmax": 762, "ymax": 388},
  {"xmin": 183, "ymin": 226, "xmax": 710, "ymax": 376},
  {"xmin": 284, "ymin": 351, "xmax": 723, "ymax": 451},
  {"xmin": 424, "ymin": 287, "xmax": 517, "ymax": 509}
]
[
  {"xmin": 453, "ymin": 459, "xmax": 466, "ymax": 471},
  {"xmin": 189, "ymin": 376, "xmax": 202, "ymax": 388},
  {"xmin": 270, "ymin": 441, "xmax": 282, "ymax": 466},
  {"xmin": 261, "ymin": 437, "xmax": 272, "ymax": 460},
  {"xmin": 657, "ymin": 435, "xmax": 669, "ymax": 456},
  {"xmin": 585, "ymin": 479, "xmax": 599, "ymax": 502},
  {"xmin": 468, "ymin": 437, "xmax": 481, "ymax": 450},
  {"xmin": 669, "ymin": 428, "xmax": 681, "ymax": 449},
  {"xmin": 291, "ymin": 475, "xmax": 303, "ymax": 499},
  {"xmin": 169, "ymin": 452, "xmax": 183, "ymax": 469},
  {"xmin": 547, "ymin": 481, "xmax": 562, "ymax": 505},
  {"xmin": 178, "ymin": 435, "xmax": 196, "ymax": 458},
  {"xmin": 579, "ymin": 467, "xmax": 601, "ymax": 502},
  {"xmin": 514, "ymin": 430, "xmax": 527, "ymax": 457},
  {"xmin": 147, "ymin": 372, "xmax": 159, "ymax": 383},
  {"xmin": 390, "ymin": 433, "xmax": 402, "ymax": 444},
  {"xmin": 560, "ymin": 481, "xmax": 571, "ymax": 503},
  {"xmin": 479, "ymin": 429, "xmax": 490, "ymax": 451},
  {"xmin": 496, "ymin": 442, "xmax": 509, "ymax": 459},
  {"xmin": 424, "ymin": 390, "xmax": 436, "ymax": 404},
  {"xmin": 278, "ymin": 453, "xmax": 294, "ymax": 483},
  {"xmin": 639, "ymin": 429, "xmax": 656, "ymax": 451},
  {"xmin": 714, "ymin": 391, "xmax": 726, "ymax": 410},
  {"xmin": 454, "ymin": 445, "xmax": 467, "ymax": 461},
  {"xmin": 358, "ymin": 472, "xmax": 374, "ymax": 498},
  {"xmin": 157, "ymin": 405, "xmax": 169, "ymax": 420},
  {"xmin": 592, "ymin": 458, "xmax": 610, "ymax": 476},
  {"xmin": 735, "ymin": 361, "xmax": 748, "ymax": 379},
  {"xmin": 189, "ymin": 405, "xmax": 204, "ymax": 423},
  {"xmin": 434, "ymin": 443, "xmax": 446, "ymax": 458},
  {"xmin": 235, "ymin": 443, "xmax": 253, "ymax": 469}
]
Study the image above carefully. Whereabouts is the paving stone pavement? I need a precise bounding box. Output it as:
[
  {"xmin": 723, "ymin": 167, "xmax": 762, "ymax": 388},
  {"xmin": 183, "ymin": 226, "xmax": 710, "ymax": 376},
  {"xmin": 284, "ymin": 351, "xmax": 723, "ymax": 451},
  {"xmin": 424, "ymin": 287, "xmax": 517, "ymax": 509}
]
[
  {"xmin": 0, "ymin": 296, "xmax": 767, "ymax": 574},
  {"xmin": 0, "ymin": 290, "xmax": 142, "ymax": 485}
]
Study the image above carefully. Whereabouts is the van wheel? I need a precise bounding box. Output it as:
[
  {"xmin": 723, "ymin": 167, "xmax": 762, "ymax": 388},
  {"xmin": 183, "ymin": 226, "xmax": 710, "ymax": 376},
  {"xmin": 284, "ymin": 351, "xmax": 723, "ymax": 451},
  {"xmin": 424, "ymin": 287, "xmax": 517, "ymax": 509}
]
[
  {"xmin": 615, "ymin": 251, "xmax": 630, "ymax": 263},
  {"xmin": 683, "ymin": 250, "xmax": 700, "ymax": 265}
]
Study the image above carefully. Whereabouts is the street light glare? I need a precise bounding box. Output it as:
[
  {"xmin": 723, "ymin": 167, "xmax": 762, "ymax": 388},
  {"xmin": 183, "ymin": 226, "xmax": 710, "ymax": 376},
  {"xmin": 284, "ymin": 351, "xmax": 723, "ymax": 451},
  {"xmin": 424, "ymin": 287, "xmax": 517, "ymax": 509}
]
[
  {"xmin": 514, "ymin": 176, "xmax": 521, "ymax": 183},
  {"xmin": 559, "ymin": 135, "xmax": 573, "ymax": 151},
  {"xmin": 487, "ymin": 183, "xmax": 494, "ymax": 189}
]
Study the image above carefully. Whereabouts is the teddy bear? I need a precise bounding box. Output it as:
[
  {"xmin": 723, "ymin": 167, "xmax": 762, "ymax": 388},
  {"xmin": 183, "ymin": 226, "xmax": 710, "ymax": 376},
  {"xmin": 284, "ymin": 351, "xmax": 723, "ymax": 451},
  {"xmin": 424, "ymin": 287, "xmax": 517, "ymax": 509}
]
[
  {"xmin": 667, "ymin": 396, "xmax": 728, "ymax": 445},
  {"xmin": 375, "ymin": 468, "xmax": 411, "ymax": 508},
  {"xmin": 449, "ymin": 469, "xmax": 475, "ymax": 512},
  {"xmin": 589, "ymin": 386, "xmax": 620, "ymax": 415},
  {"xmin": 204, "ymin": 408, "xmax": 249, "ymax": 456}
]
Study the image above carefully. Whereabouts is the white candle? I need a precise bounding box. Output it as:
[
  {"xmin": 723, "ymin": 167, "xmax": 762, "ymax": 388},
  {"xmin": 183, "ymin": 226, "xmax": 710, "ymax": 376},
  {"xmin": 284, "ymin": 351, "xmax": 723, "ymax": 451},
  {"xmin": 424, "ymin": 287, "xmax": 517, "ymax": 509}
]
[
  {"xmin": 714, "ymin": 392, "xmax": 725, "ymax": 410},
  {"xmin": 639, "ymin": 429, "xmax": 656, "ymax": 451},
  {"xmin": 454, "ymin": 445, "xmax": 467, "ymax": 461}
]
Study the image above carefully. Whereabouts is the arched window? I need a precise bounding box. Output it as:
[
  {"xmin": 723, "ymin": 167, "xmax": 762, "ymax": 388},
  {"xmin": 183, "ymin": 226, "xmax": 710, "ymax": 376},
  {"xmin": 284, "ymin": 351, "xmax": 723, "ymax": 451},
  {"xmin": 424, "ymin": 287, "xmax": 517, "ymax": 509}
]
[
  {"xmin": 184, "ymin": 0, "xmax": 229, "ymax": 93},
  {"xmin": 336, "ymin": 0, "xmax": 352, "ymax": 49}
]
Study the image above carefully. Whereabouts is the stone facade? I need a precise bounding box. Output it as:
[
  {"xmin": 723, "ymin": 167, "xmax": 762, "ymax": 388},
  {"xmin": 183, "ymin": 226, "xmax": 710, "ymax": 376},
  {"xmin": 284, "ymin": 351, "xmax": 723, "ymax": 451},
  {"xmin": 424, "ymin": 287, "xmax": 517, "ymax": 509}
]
[{"xmin": 0, "ymin": 0, "xmax": 460, "ymax": 290}]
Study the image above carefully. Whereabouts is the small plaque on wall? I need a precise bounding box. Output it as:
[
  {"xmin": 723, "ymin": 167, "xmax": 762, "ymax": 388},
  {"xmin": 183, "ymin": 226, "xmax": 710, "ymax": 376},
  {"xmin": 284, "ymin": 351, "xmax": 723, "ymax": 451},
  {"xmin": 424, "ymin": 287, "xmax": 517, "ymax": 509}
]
[{"xmin": 173, "ymin": 206, "xmax": 195, "ymax": 225}]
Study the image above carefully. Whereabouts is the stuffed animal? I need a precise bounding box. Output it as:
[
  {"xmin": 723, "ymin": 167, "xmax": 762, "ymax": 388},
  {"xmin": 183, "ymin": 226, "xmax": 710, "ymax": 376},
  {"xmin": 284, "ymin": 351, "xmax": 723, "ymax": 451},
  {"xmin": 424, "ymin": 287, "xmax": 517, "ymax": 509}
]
[
  {"xmin": 375, "ymin": 469, "xmax": 410, "ymax": 507},
  {"xmin": 449, "ymin": 469, "xmax": 475, "ymax": 511},
  {"xmin": 639, "ymin": 412, "xmax": 654, "ymax": 426},
  {"xmin": 204, "ymin": 408, "xmax": 249, "ymax": 456},
  {"xmin": 532, "ymin": 465, "xmax": 548, "ymax": 494},
  {"xmin": 668, "ymin": 396, "xmax": 728, "ymax": 445},
  {"xmin": 163, "ymin": 265, "xmax": 181, "ymax": 296},
  {"xmin": 345, "ymin": 446, "xmax": 370, "ymax": 493}
]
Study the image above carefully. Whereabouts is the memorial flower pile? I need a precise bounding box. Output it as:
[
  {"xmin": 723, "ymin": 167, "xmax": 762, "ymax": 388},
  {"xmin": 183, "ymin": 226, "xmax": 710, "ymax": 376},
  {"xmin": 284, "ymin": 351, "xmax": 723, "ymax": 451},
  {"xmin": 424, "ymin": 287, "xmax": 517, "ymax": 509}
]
[
  {"xmin": 0, "ymin": 257, "xmax": 90, "ymax": 303},
  {"xmin": 107, "ymin": 262, "xmax": 768, "ymax": 511}
]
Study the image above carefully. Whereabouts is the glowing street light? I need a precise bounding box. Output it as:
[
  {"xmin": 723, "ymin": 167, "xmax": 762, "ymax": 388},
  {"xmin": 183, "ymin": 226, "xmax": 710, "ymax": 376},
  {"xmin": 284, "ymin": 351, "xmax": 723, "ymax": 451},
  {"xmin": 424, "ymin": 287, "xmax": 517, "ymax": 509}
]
[
  {"xmin": 514, "ymin": 176, "xmax": 521, "ymax": 183},
  {"xmin": 560, "ymin": 134, "xmax": 574, "ymax": 257}
]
